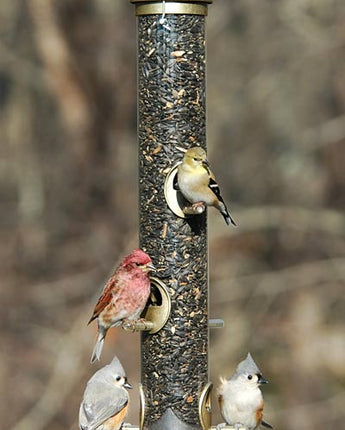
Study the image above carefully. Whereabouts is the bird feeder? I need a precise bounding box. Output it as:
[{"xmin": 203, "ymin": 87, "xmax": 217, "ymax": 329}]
[{"xmin": 130, "ymin": 1, "xmax": 214, "ymax": 429}]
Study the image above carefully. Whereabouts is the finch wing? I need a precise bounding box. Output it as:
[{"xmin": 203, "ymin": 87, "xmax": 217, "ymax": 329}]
[
  {"xmin": 88, "ymin": 276, "xmax": 119, "ymax": 324},
  {"xmin": 79, "ymin": 382, "xmax": 128, "ymax": 430},
  {"xmin": 208, "ymin": 176, "xmax": 226, "ymax": 205},
  {"xmin": 208, "ymin": 173, "xmax": 237, "ymax": 226}
]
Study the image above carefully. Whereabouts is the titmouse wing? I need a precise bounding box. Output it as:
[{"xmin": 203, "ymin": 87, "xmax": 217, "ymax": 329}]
[{"xmin": 79, "ymin": 381, "xmax": 128, "ymax": 430}]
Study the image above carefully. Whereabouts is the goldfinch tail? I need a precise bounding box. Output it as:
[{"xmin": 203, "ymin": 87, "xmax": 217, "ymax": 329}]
[{"xmin": 219, "ymin": 202, "xmax": 236, "ymax": 226}]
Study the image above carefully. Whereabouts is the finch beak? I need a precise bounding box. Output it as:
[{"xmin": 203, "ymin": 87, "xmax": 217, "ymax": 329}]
[
  {"xmin": 146, "ymin": 262, "xmax": 156, "ymax": 272},
  {"xmin": 258, "ymin": 375, "xmax": 268, "ymax": 385},
  {"xmin": 141, "ymin": 262, "xmax": 156, "ymax": 273}
]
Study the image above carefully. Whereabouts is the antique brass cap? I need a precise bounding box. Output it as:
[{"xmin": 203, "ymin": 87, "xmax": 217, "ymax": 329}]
[{"xmin": 131, "ymin": 1, "xmax": 212, "ymax": 16}]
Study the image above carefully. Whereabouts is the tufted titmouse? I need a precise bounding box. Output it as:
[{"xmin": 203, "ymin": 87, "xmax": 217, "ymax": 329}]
[
  {"xmin": 217, "ymin": 353, "xmax": 272, "ymax": 430},
  {"xmin": 79, "ymin": 356, "xmax": 132, "ymax": 430}
]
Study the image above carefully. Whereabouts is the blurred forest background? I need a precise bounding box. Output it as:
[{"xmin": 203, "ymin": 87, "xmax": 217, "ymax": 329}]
[{"xmin": 1, "ymin": 1, "xmax": 344, "ymax": 430}]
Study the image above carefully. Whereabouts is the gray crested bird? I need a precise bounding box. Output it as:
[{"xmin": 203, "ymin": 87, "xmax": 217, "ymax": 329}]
[
  {"xmin": 217, "ymin": 353, "xmax": 272, "ymax": 430},
  {"xmin": 79, "ymin": 356, "xmax": 132, "ymax": 430}
]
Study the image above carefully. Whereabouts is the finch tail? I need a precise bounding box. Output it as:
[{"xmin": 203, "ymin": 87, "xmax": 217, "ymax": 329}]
[
  {"xmin": 209, "ymin": 177, "xmax": 237, "ymax": 226},
  {"xmin": 261, "ymin": 420, "xmax": 273, "ymax": 429},
  {"xmin": 90, "ymin": 331, "xmax": 106, "ymax": 363},
  {"xmin": 219, "ymin": 202, "xmax": 236, "ymax": 227}
]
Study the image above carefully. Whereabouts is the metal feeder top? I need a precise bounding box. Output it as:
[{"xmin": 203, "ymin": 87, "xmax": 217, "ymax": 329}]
[{"xmin": 131, "ymin": 0, "xmax": 213, "ymax": 16}]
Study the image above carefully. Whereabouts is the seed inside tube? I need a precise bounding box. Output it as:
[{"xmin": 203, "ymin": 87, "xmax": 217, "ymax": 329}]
[{"xmin": 138, "ymin": 13, "xmax": 208, "ymax": 425}]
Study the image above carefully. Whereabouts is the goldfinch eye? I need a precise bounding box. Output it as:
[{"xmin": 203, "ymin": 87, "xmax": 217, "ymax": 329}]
[{"xmin": 247, "ymin": 375, "xmax": 253, "ymax": 380}]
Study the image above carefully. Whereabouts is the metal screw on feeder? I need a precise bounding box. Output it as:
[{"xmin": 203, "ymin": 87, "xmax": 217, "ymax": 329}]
[{"xmin": 129, "ymin": 1, "xmax": 223, "ymax": 430}]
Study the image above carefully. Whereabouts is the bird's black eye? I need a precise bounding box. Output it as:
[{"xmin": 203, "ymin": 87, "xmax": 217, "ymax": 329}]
[
  {"xmin": 247, "ymin": 374, "xmax": 253, "ymax": 380},
  {"xmin": 116, "ymin": 376, "xmax": 121, "ymax": 381},
  {"xmin": 193, "ymin": 157, "xmax": 198, "ymax": 161},
  {"xmin": 135, "ymin": 262, "xmax": 141, "ymax": 266}
]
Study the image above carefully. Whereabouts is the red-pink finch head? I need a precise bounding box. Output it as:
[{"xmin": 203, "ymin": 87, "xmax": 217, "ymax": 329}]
[{"xmin": 121, "ymin": 248, "xmax": 156, "ymax": 273}]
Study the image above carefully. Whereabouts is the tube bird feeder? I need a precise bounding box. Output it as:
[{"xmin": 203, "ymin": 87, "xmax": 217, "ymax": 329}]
[{"xmin": 130, "ymin": 1, "xmax": 213, "ymax": 429}]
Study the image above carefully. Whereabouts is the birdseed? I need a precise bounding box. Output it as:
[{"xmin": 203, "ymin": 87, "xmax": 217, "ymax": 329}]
[{"xmin": 137, "ymin": 13, "xmax": 208, "ymax": 429}]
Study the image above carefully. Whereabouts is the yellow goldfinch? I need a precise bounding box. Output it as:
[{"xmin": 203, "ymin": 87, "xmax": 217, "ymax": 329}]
[{"xmin": 177, "ymin": 147, "xmax": 236, "ymax": 226}]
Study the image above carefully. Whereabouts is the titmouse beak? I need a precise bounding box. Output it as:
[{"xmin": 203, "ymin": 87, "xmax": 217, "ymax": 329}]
[
  {"xmin": 124, "ymin": 379, "xmax": 133, "ymax": 389},
  {"xmin": 258, "ymin": 374, "xmax": 268, "ymax": 385}
]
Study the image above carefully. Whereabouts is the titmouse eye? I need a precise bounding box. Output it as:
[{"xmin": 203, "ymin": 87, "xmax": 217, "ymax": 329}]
[
  {"xmin": 115, "ymin": 376, "xmax": 122, "ymax": 381},
  {"xmin": 247, "ymin": 374, "xmax": 253, "ymax": 380}
]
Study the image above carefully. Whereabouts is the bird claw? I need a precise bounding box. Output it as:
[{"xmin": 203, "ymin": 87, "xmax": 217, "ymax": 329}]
[
  {"xmin": 216, "ymin": 423, "xmax": 245, "ymax": 430},
  {"xmin": 182, "ymin": 202, "xmax": 206, "ymax": 215},
  {"xmin": 122, "ymin": 319, "xmax": 137, "ymax": 332},
  {"xmin": 121, "ymin": 318, "xmax": 154, "ymax": 332}
]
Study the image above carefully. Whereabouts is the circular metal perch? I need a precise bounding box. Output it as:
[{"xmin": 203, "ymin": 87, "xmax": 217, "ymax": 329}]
[{"xmin": 164, "ymin": 163, "xmax": 206, "ymax": 219}]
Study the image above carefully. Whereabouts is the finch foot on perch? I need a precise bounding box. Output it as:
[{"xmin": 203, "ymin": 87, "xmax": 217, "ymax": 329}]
[
  {"xmin": 182, "ymin": 202, "xmax": 206, "ymax": 215},
  {"xmin": 121, "ymin": 318, "xmax": 154, "ymax": 332}
]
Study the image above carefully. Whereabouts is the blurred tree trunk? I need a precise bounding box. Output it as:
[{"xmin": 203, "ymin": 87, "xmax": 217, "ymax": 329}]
[{"xmin": 27, "ymin": 0, "xmax": 112, "ymax": 228}]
